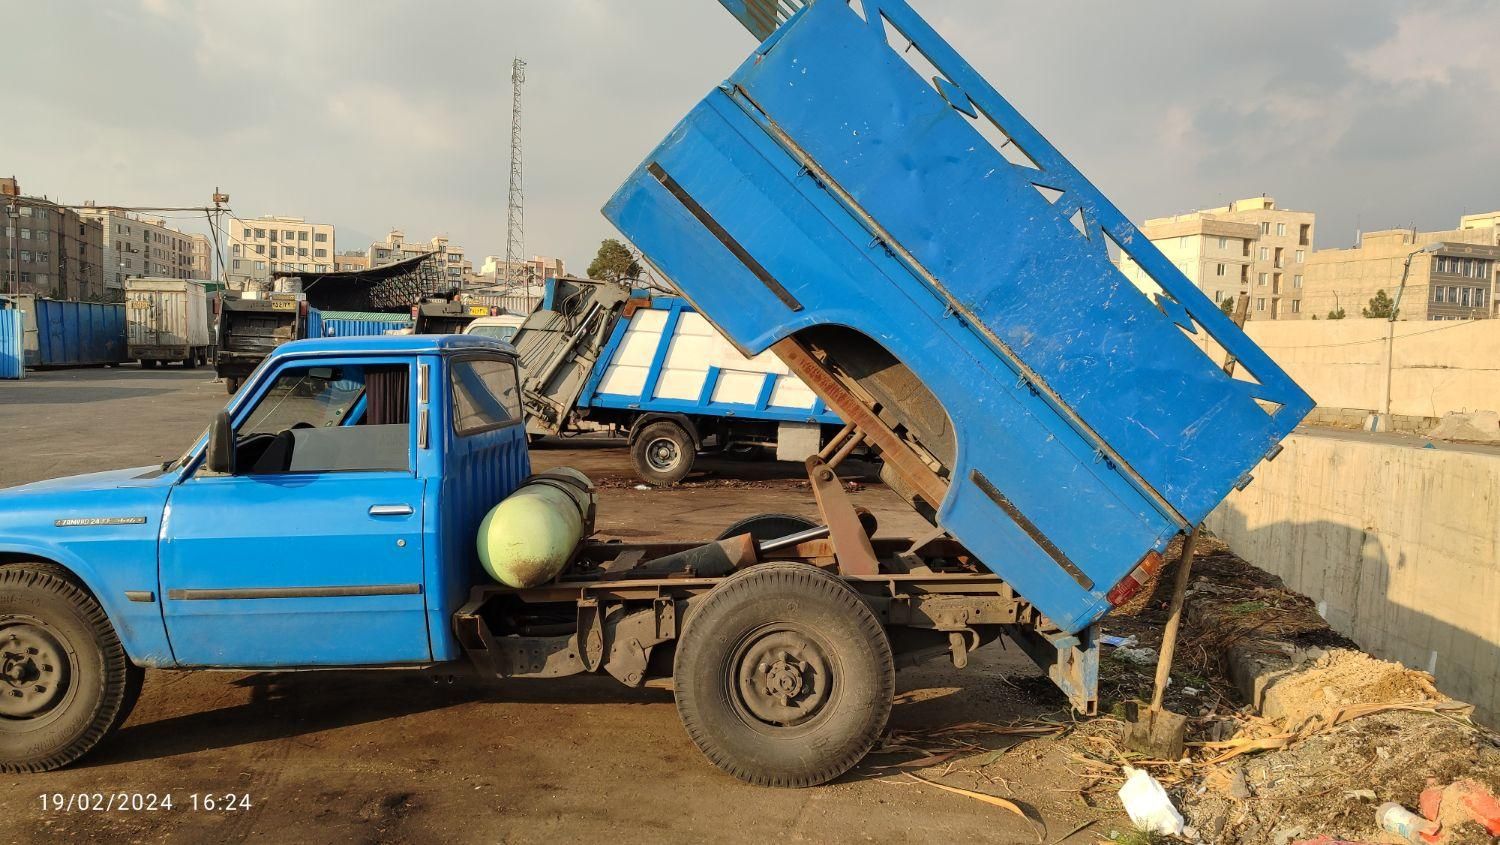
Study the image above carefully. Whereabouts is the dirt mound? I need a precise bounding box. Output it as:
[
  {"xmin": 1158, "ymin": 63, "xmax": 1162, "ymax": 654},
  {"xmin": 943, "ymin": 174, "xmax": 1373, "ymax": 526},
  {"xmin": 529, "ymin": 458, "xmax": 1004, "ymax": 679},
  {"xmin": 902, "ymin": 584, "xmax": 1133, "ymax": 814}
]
[{"xmin": 1266, "ymin": 648, "xmax": 1443, "ymax": 728}]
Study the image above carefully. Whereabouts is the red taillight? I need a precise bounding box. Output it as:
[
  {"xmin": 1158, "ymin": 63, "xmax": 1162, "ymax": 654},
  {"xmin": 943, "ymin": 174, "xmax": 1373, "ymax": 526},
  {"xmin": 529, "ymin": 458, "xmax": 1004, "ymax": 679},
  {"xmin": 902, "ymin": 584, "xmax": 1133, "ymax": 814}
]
[{"xmin": 1107, "ymin": 550, "xmax": 1165, "ymax": 606}]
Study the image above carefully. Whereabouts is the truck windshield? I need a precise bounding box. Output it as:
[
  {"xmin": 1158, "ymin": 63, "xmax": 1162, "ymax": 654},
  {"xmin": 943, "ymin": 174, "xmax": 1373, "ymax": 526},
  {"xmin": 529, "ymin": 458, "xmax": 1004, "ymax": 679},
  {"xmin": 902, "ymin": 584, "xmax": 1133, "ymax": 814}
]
[{"xmin": 242, "ymin": 367, "xmax": 368, "ymax": 434}]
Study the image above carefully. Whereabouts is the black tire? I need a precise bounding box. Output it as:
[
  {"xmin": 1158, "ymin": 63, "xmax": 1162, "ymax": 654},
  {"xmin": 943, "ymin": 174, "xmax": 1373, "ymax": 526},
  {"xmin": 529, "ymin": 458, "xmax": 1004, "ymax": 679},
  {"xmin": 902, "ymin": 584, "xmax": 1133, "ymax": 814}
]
[
  {"xmin": 631, "ymin": 421, "xmax": 694, "ymax": 487},
  {"xmin": 181, "ymin": 355, "xmax": 197, "ymax": 370},
  {"xmin": 716, "ymin": 513, "xmax": 818, "ymax": 543},
  {"xmin": 225, "ymin": 377, "xmax": 240, "ymax": 395},
  {"xmin": 673, "ymin": 563, "xmax": 894, "ymax": 787},
  {"xmin": 0, "ymin": 565, "xmax": 137, "ymax": 773},
  {"xmin": 139, "ymin": 359, "xmax": 156, "ymax": 370}
]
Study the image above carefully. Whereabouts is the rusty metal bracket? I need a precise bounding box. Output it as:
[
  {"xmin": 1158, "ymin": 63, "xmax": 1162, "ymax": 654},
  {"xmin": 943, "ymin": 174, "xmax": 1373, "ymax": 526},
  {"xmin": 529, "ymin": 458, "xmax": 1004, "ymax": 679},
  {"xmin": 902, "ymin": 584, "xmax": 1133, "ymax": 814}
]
[
  {"xmin": 773, "ymin": 337, "xmax": 949, "ymax": 510},
  {"xmin": 806, "ymin": 455, "xmax": 880, "ymax": 577}
]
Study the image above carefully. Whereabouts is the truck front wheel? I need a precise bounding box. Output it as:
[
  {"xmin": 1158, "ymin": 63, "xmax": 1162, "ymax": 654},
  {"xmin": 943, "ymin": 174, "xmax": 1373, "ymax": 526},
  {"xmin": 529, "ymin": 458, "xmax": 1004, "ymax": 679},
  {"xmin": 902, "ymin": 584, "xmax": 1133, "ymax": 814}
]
[
  {"xmin": 673, "ymin": 563, "xmax": 894, "ymax": 787},
  {"xmin": 0, "ymin": 567, "xmax": 141, "ymax": 773},
  {"xmin": 631, "ymin": 421, "xmax": 694, "ymax": 486}
]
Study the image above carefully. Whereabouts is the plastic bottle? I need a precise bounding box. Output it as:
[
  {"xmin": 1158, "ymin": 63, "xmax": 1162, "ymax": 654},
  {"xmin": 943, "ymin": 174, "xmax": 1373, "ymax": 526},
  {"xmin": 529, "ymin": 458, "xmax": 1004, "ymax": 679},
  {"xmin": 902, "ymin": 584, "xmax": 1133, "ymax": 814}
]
[
  {"xmin": 1376, "ymin": 802, "xmax": 1438, "ymax": 843},
  {"xmin": 1117, "ymin": 766, "xmax": 1184, "ymax": 836}
]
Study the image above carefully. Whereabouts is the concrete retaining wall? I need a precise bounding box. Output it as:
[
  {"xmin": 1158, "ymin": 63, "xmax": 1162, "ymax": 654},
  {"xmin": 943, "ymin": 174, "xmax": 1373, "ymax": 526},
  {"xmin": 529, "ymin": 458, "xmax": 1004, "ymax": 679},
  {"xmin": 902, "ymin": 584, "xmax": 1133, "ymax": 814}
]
[
  {"xmin": 1207, "ymin": 431, "xmax": 1500, "ymax": 725},
  {"xmin": 1239, "ymin": 319, "xmax": 1500, "ymax": 420}
]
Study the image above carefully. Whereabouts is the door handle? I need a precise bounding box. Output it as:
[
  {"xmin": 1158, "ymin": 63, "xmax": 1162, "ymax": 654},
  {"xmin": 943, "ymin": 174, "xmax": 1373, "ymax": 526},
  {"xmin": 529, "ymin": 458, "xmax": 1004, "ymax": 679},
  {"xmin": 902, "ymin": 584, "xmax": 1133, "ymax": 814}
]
[{"xmin": 368, "ymin": 504, "xmax": 414, "ymax": 516}]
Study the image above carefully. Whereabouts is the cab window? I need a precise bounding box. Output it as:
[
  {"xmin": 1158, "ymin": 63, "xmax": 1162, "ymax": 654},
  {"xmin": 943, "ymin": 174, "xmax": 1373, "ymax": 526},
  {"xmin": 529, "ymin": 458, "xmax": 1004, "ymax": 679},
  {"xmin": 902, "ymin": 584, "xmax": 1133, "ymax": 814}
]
[
  {"xmin": 450, "ymin": 358, "xmax": 520, "ymax": 435},
  {"xmin": 233, "ymin": 364, "xmax": 411, "ymax": 474}
]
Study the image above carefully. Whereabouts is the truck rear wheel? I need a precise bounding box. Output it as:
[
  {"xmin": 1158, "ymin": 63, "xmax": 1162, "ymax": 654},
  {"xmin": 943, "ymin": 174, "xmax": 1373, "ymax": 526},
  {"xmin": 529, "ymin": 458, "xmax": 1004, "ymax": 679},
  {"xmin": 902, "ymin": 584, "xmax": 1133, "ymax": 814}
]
[
  {"xmin": 673, "ymin": 563, "xmax": 894, "ymax": 787},
  {"xmin": 0, "ymin": 566, "xmax": 139, "ymax": 773},
  {"xmin": 631, "ymin": 421, "xmax": 694, "ymax": 486},
  {"xmin": 139, "ymin": 359, "xmax": 156, "ymax": 369},
  {"xmin": 225, "ymin": 377, "xmax": 241, "ymax": 395}
]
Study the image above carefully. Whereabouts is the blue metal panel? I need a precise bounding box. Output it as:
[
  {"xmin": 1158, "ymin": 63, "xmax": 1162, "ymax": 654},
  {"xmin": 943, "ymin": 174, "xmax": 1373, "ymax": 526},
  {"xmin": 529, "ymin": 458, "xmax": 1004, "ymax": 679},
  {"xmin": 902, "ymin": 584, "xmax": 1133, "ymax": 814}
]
[
  {"xmin": 0, "ymin": 309, "xmax": 22, "ymax": 379},
  {"xmin": 606, "ymin": 0, "xmax": 1312, "ymax": 632},
  {"xmin": 305, "ymin": 307, "xmax": 323, "ymax": 340},
  {"xmin": 34, "ymin": 299, "xmax": 126, "ymax": 366},
  {"xmin": 580, "ymin": 296, "xmax": 842, "ymax": 425},
  {"xmin": 321, "ymin": 317, "xmax": 415, "ymax": 338},
  {"xmin": 430, "ymin": 354, "xmax": 530, "ymax": 660}
]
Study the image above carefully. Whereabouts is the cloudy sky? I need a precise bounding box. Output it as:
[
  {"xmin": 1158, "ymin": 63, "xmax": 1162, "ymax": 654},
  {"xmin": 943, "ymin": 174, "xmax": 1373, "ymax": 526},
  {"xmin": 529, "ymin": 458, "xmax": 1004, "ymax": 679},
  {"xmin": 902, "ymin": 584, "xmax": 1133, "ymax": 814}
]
[{"xmin": 4, "ymin": 1, "xmax": 1497, "ymax": 272}]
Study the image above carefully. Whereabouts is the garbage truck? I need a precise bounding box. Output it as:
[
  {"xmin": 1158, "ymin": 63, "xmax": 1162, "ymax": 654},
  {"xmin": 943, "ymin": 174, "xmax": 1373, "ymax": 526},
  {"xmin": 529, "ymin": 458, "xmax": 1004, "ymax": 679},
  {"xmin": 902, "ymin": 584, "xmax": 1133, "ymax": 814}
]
[
  {"xmin": 512, "ymin": 276, "xmax": 843, "ymax": 485},
  {"xmin": 0, "ymin": 0, "xmax": 1311, "ymax": 785}
]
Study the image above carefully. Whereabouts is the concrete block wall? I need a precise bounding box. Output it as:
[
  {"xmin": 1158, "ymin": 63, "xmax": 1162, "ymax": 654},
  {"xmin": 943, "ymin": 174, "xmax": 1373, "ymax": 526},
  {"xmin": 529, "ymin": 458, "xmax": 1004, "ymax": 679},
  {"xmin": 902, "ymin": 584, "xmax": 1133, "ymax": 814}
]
[
  {"xmin": 1237, "ymin": 320, "xmax": 1500, "ymax": 420},
  {"xmin": 1207, "ymin": 432, "xmax": 1500, "ymax": 725}
]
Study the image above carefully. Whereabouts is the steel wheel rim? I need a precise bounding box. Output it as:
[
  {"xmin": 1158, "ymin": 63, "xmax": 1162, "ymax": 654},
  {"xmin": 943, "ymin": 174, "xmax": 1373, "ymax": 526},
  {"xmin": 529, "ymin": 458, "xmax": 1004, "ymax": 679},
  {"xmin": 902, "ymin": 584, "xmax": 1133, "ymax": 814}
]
[
  {"xmin": 0, "ymin": 616, "xmax": 78, "ymax": 729},
  {"xmin": 645, "ymin": 436, "xmax": 682, "ymax": 473},
  {"xmin": 729, "ymin": 624, "xmax": 835, "ymax": 730}
]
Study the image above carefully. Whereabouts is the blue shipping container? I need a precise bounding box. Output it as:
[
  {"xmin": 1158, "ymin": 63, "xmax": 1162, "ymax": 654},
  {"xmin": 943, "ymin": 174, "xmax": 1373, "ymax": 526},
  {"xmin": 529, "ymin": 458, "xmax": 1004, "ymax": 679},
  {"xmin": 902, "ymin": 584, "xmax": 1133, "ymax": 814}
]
[
  {"xmin": 0, "ymin": 309, "xmax": 23, "ymax": 379},
  {"xmin": 319, "ymin": 315, "xmax": 413, "ymax": 338},
  {"xmin": 31, "ymin": 299, "xmax": 127, "ymax": 367}
]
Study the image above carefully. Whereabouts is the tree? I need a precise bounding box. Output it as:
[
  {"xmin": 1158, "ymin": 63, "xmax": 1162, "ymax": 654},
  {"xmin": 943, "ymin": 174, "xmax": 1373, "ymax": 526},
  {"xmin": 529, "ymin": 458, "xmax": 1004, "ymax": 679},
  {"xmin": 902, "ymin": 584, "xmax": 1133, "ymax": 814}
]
[
  {"xmin": 1218, "ymin": 297, "xmax": 1235, "ymax": 317},
  {"xmin": 1326, "ymin": 306, "xmax": 1346, "ymax": 320},
  {"xmin": 587, "ymin": 239, "xmax": 641, "ymax": 283},
  {"xmin": 1362, "ymin": 289, "xmax": 1396, "ymax": 319}
]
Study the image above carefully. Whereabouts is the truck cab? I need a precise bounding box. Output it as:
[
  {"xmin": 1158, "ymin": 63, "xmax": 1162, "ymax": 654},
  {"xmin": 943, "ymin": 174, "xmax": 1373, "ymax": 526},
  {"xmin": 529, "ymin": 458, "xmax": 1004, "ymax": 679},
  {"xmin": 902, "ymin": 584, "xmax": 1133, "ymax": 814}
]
[{"xmin": 0, "ymin": 335, "xmax": 529, "ymax": 768}]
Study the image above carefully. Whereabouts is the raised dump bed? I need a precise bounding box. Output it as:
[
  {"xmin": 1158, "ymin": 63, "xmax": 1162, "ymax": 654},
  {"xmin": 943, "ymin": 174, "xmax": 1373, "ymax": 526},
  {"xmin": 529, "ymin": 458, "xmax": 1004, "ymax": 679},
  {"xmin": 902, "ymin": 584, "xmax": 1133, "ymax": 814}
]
[{"xmin": 606, "ymin": 0, "xmax": 1313, "ymax": 633}]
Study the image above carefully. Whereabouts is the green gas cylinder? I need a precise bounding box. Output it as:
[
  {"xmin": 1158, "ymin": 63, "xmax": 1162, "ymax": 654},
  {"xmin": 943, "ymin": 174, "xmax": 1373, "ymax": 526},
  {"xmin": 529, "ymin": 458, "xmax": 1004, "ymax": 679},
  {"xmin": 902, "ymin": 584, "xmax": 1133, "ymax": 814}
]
[{"xmin": 477, "ymin": 467, "xmax": 595, "ymax": 588}]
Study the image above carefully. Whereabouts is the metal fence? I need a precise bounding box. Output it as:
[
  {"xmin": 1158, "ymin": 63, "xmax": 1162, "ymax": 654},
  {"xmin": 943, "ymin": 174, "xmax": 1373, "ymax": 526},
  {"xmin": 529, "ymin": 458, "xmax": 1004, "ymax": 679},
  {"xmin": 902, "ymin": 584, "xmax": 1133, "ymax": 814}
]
[{"xmin": 0, "ymin": 309, "xmax": 24, "ymax": 379}]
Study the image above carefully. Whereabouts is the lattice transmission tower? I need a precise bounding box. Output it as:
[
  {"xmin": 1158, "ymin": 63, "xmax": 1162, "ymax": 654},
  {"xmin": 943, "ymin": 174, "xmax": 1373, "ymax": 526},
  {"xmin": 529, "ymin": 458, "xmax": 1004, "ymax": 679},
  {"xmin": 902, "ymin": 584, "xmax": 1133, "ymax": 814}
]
[{"xmin": 505, "ymin": 57, "xmax": 527, "ymax": 291}]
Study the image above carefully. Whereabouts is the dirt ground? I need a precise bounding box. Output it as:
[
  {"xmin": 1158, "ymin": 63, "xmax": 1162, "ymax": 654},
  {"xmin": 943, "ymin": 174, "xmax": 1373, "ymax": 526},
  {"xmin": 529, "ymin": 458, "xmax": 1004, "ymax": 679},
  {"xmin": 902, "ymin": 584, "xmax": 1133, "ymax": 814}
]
[{"xmin": 0, "ymin": 367, "xmax": 1121, "ymax": 844}]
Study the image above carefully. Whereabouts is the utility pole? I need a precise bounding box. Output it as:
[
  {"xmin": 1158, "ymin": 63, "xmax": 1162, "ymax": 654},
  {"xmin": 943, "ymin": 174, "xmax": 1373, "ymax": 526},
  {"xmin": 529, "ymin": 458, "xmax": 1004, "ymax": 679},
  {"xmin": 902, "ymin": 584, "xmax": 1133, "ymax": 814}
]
[
  {"xmin": 210, "ymin": 188, "xmax": 229, "ymax": 285},
  {"xmin": 505, "ymin": 57, "xmax": 527, "ymax": 292}
]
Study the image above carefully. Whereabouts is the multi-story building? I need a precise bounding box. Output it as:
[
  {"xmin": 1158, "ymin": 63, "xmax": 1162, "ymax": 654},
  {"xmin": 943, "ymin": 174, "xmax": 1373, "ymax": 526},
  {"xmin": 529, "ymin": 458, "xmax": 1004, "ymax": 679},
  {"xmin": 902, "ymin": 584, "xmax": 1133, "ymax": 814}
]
[
  {"xmin": 368, "ymin": 230, "xmax": 472, "ymax": 289},
  {"xmin": 475, "ymin": 254, "xmax": 564, "ymax": 287},
  {"xmin": 189, "ymin": 234, "xmax": 213, "ymax": 280},
  {"xmin": 1301, "ymin": 216, "xmax": 1500, "ymax": 321},
  {"xmin": 1117, "ymin": 196, "xmax": 1315, "ymax": 320},
  {"xmin": 224, "ymin": 215, "xmax": 335, "ymax": 289},
  {"xmin": 78, "ymin": 207, "xmax": 204, "ymax": 295},
  {"xmin": 2, "ymin": 179, "xmax": 105, "ymax": 300},
  {"xmin": 332, "ymin": 251, "xmax": 370, "ymax": 273}
]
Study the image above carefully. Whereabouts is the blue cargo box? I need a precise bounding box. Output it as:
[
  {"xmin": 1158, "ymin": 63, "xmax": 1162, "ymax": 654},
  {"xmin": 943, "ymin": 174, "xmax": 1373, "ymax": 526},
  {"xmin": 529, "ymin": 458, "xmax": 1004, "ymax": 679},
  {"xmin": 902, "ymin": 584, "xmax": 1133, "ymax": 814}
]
[
  {"xmin": 579, "ymin": 295, "xmax": 841, "ymax": 426},
  {"xmin": 606, "ymin": 0, "xmax": 1312, "ymax": 632},
  {"xmin": 3, "ymin": 297, "xmax": 127, "ymax": 368}
]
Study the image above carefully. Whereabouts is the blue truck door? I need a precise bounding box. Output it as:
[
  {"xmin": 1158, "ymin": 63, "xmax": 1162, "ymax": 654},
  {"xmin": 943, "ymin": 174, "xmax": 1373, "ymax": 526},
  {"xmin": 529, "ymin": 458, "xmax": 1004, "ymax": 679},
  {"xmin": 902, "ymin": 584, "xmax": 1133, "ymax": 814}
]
[{"xmin": 160, "ymin": 359, "xmax": 431, "ymax": 667}]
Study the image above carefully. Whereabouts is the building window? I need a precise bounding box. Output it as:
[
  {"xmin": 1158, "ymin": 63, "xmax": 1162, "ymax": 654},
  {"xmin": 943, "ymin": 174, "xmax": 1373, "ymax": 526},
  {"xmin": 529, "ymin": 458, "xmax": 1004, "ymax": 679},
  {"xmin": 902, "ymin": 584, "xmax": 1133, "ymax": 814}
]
[
  {"xmin": 1295, "ymin": 249, "xmax": 1305, "ymax": 263},
  {"xmin": 314, "ymin": 233, "xmax": 328, "ymax": 243},
  {"xmin": 1477, "ymin": 289, "xmax": 1488, "ymax": 308},
  {"xmin": 314, "ymin": 248, "xmax": 327, "ymax": 258},
  {"xmin": 1277, "ymin": 223, "xmax": 1286, "ymax": 237},
  {"xmin": 19, "ymin": 228, "xmax": 30, "ymax": 240},
  {"xmin": 1256, "ymin": 297, "xmax": 1265, "ymax": 311},
  {"xmin": 282, "ymin": 230, "xmax": 294, "ymax": 240},
  {"xmin": 1259, "ymin": 247, "xmax": 1269, "ymax": 260},
  {"xmin": 1461, "ymin": 288, "xmax": 1472, "ymax": 307},
  {"xmin": 255, "ymin": 244, "xmax": 265, "ymax": 255},
  {"xmin": 254, "ymin": 261, "xmax": 266, "ymax": 271},
  {"xmin": 1432, "ymin": 285, "xmax": 1442, "ymax": 303},
  {"xmin": 232, "ymin": 259, "xmax": 241, "ymax": 269},
  {"xmin": 1446, "ymin": 286, "xmax": 1457, "ymax": 304},
  {"xmin": 297, "ymin": 248, "xmax": 308, "ymax": 257},
  {"xmin": 1293, "ymin": 274, "xmax": 1303, "ymax": 289},
  {"xmin": 1260, "ymin": 222, "xmax": 1270, "ymax": 235},
  {"xmin": 1215, "ymin": 263, "xmax": 1226, "ymax": 277},
  {"xmin": 1217, "ymin": 237, "xmax": 1227, "ymax": 250},
  {"xmin": 254, "ymin": 228, "xmax": 265, "ymax": 238},
  {"xmin": 1258, "ymin": 273, "xmax": 1268, "ymax": 286},
  {"xmin": 1291, "ymin": 299, "xmax": 1300, "ymax": 314},
  {"xmin": 297, "ymin": 231, "xmax": 308, "ymax": 241}
]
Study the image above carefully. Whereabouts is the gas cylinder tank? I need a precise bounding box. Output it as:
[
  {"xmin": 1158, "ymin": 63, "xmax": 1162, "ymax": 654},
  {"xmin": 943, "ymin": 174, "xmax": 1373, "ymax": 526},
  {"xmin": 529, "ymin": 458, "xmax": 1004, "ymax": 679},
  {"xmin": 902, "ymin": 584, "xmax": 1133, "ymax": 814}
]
[{"xmin": 477, "ymin": 468, "xmax": 596, "ymax": 588}]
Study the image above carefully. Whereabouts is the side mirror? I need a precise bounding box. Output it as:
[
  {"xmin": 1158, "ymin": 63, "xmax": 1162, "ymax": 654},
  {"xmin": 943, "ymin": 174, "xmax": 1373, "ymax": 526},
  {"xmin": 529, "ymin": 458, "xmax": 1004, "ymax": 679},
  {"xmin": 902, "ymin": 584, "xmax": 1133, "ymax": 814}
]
[{"xmin": 206, "ymin": 411, "xmax": 235, "ymax": 475}]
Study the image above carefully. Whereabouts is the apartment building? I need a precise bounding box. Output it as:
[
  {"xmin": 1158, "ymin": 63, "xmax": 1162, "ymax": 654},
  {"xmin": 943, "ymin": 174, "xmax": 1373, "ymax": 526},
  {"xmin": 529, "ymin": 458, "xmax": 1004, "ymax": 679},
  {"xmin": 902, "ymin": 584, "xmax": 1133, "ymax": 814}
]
[
  {"xmin": 1301, "ymin": 216, "xmax": 1500, "ymax": 321},
  {"xmin": 2, "ymin": 181, "xmax": 105, "ymax": 300},
  {"xmin": 476, "ymin": 254, "xmax": 565, "ymax": 287},
  {"xmin": 368, "ymin": 230, "xmax": 472, "ymax": 288},
  {"xmin": 78, "ymin": 207, "xmax": 204, "ymax": 294},
  {"xmin": 1117, "ymin": 196, "xmax": 1315, "ymax": 320},
  {"xmin": 225, "ymin": 215, "xmax": 335, "ymax": 289},
  {"xmin": 332, "ymin": 251, "xmax": 369, "ymax": 273},
  {"xmin": 189, "ymin": 234, "xmax": 213, "ymax": 280}
]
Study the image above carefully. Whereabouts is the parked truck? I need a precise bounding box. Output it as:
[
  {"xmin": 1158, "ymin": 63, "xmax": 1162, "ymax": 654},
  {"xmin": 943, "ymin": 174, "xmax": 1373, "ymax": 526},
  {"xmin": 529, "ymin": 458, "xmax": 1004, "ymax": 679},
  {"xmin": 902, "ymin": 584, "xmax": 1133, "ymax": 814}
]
[
  {"xmin": 124, "ymin": 278, "xmax": 212, "ymax": 369},
  {"xmin": 515, "ymin": 277, "xmax": 844, "ymax": 484},
  {"xmin": 215, "ymin": 289, "xmax": 311, "ymax": 393},
  {"xmin": 0, "ymin": 0, "xmax": 1311, "ymax": 785},
  {"xmin": 412, "ymin": 297, "xmax": 488, "ymax": 334}
]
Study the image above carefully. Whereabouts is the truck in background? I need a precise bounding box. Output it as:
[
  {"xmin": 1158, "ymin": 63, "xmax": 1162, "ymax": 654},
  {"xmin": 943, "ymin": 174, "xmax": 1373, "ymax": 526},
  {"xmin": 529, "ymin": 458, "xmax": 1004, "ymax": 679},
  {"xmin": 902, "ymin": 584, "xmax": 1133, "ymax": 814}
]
[
  {"xmin": 215, "ymin": 289, "xmax": 310, "ymax": 393},
  {"xmin": 512, "ymin": 277, "xmax": 843, "ymax": 485},
  {"xmin": 124, "ymin": 278, "xmax": 212, "ymax": 370},
  {"xmin": 412, "ymin": 298, "xmax": 488, "ymax": 334}
]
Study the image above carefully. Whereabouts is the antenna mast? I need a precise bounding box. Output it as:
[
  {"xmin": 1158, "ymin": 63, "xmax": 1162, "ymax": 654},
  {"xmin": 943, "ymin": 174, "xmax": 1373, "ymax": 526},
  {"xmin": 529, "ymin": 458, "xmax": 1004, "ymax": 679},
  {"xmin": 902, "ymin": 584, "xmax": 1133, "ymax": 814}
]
[{"xmin": 505, "ymin": 57, "xmax": 527, "ymax": 291}]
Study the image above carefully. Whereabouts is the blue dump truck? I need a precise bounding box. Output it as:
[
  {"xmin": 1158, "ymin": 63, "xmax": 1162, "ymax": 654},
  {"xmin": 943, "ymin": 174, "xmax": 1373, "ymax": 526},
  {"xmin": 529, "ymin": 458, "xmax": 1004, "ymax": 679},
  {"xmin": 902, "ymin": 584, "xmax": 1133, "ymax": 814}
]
[
  {"xmin": 513, "ymin": 276, "xmax": 843, "ymax": 485},
  {"xmin": 0, "ymin": 1, "xmax": 1310, "ymax": 785}
]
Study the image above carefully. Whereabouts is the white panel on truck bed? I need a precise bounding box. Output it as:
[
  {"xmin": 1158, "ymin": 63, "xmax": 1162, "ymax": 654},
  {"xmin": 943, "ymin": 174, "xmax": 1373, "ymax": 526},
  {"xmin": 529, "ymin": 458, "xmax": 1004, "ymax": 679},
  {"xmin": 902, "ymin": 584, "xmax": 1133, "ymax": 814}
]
[{"xmin": 596, "ymin": 308, "xmax": 666, "ymax": 397}]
